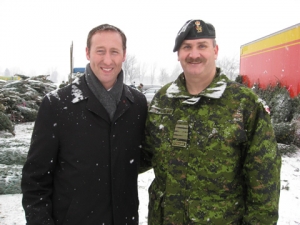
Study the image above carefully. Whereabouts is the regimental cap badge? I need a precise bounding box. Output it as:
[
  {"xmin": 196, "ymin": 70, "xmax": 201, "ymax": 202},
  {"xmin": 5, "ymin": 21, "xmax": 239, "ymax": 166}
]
[{"xmin": 195, "ymin": 20, "xmax": 202, "ymax": 33}]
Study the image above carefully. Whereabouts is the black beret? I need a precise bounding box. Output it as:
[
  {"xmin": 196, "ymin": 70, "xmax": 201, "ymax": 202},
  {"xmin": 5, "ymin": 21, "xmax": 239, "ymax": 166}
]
[{"xmin": 173, "ymin": 19, "xmax": 216, "ymax": 52}]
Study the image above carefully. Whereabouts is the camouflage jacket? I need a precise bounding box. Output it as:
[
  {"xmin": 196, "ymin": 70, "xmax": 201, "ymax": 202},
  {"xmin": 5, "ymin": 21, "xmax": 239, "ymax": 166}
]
[{"xmin": 144, "ymin": 68, "xmax": 281, "ymax": 225}]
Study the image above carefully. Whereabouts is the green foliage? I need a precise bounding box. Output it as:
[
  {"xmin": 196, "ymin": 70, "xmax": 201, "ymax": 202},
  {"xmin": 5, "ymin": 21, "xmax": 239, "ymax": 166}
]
[
  {"xmin": 250, "ymin": 83, "xmax": 300, "ymax": 155},
  {"xmin": 278, "ymin": 144, "xmax": 299, "ymax": 157},
  {"xmin": 273, "ymin": 123, "xmax": 295, "ymax": 144},
  {"xmin": 234, "ymin": 76, "xmax": 300, "ymax": 155},
  {"xmin": 0, "ymin": 111, "xmax": 15, "ymax": 135},
  {"xmin": 291, "ymin": 95, "xmax": 300, "ymax": 119},
  {"xmin": 16, "ymin": 106, "xmax": 38, "ymax": 122},
  {"xmin": 253, "ymin": 83, "xmax": 289, "ymax": 107},
  {"xmin": 234, "ymin": 75, "xmax": 243, "ymax": 84}
]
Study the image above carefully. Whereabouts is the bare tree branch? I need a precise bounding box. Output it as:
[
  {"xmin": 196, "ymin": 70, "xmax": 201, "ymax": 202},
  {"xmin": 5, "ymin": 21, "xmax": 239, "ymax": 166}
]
[
  {"xmin": 158, "ymin": 68, "xmax": 169, "ymax": 85},
  {"xmin": 122, "ymin": 54, "xmax": 138, "ymax": 84},
  {"xmin": 216, "ymin": 56, "xmax": 239, "ymax": 80},
  {"xmin": 149, "ymin": 64, "xmax": 157, "ymax": 84},
  {"xmin": 168, "ymin": 63, "xmax": 183, "ymax": 83},
  {"xmin": 137, "ymin": 63, "xmax": 148, "ymax": 83}
]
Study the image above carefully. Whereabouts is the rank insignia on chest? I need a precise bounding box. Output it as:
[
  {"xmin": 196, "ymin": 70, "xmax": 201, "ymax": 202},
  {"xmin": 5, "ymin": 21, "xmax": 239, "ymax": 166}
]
[
  {"xmin": 172, "ymin": 120, "xmax": 189, "ymax": 148},
  {"xmin": 149, "ymin": 106, "xmax": 173, "ymax": 115}
]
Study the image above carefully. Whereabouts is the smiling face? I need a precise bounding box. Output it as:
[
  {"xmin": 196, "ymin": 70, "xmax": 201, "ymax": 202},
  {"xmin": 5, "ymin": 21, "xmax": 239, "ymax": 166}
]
[
  {"xmin": 86, "ymin": 30, "xmax": 126, "ymax": 89},
  {"xmin": 177, "ymin": 38, "xmax": 218, "ymax": 80}
]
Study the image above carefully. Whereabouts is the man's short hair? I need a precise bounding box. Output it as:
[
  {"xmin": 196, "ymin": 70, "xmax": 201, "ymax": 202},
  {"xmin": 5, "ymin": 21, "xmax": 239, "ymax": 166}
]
[{"xmin": 87, "ymin": 24, "xmax": 127, "ymax": 51}]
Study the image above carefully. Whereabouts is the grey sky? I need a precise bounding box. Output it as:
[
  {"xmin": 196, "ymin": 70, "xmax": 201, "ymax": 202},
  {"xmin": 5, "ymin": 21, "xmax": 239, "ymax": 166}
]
[{"xmin": 0, "ymin": 0, "xmax": 299, "ymax": 81}]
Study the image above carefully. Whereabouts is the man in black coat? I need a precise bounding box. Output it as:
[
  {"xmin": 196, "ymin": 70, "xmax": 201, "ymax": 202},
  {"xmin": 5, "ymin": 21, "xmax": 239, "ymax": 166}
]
[{"xmin": 21, "ymin": 24, "xmax": 148, "ymax": 225}]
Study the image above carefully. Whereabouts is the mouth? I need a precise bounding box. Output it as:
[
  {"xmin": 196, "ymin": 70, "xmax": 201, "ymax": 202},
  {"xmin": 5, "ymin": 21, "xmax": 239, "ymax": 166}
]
[
  {"xmin": 101, "ymin": 67, "xmax": 113, "ymax": 72},
  {"xmin": 187, "ymin": 61, "xmax": 203, "ymax": 66}
]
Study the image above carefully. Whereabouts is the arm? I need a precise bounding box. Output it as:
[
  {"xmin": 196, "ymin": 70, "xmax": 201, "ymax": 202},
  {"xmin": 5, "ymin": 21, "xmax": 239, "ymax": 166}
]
[
  {"xmin": 139, "ymin": 124, "xmax": 153, "ymax": 174},
  {"xmin": 242, "ymin": 99, "xmax": 281, "ymax": 224},
  {"xmin": 21, "ymin": 96, "xmax": 59, "ymax": 225}
]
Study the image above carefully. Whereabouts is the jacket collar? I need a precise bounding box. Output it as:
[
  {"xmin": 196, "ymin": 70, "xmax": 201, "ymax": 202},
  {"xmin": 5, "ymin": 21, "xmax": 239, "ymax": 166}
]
[
  {"xmin": 71, "ymin": 75, "xmax": 135, "ymax": 104},
  {"xmin": 123, "ymin": 85, "xmax": 135, "ymax": 103},
  {"xmin": 70, "ymin": 75, "xmax": 135, "ymax": 123},
  {"xmin": 166, "ymin": 67, "xmax": 227, "ymax": 104}
]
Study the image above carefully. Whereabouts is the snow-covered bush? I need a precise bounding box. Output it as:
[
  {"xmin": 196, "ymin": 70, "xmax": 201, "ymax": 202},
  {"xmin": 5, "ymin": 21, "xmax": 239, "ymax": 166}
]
[
  {"xmin": 0, "ymin": 75, "xmax": 56, "ymax": 133},
  {"xmin": 236, "ymin": 76, "xmax": 300, "ymax": 155}
]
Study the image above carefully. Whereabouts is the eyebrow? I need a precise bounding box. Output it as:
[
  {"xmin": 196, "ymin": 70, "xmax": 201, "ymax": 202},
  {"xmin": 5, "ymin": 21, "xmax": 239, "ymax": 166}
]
[
  {"xmin": 95, "ymin": 46, "xmax": 121, "ymax": 51},
  {"xmin": 182, "ymin": 40, "xmax": 209, "ymax": 45}
]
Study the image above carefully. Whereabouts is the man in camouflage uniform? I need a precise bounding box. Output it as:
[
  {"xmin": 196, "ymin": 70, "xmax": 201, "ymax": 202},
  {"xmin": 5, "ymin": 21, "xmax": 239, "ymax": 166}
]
[{"xmin": 143, "ymin": 19, "xmax": 281, "ymax": 224}]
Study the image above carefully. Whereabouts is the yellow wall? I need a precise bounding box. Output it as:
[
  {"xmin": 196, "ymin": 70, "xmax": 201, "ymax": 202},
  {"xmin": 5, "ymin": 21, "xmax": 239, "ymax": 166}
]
[{"xmin": 241, "ymin": 25, "xmax": 300, "ymax": 57}]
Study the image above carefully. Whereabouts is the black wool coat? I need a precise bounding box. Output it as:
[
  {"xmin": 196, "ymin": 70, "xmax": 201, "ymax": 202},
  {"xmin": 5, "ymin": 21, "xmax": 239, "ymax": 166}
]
[{"xmin": 21, "ymin": 75, "xmax": 148, "ymax": 225}]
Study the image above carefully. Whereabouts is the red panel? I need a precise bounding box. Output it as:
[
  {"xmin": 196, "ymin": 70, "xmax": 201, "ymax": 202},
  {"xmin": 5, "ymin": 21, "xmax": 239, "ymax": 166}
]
[{"xmin": 240, "ymin": 43, "xmax": 300, "ymax": 97}]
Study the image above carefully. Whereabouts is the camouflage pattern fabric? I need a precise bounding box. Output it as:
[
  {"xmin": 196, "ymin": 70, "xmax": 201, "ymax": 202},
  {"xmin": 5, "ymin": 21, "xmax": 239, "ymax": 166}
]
[{"xmin": 144, "ymin": 68, "xmax": 281, "ymax": 225}]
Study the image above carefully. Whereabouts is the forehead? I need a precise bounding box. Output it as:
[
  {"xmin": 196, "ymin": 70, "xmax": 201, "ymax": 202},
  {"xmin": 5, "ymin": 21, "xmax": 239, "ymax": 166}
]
[
  {"xmin": 91, "ymin": 30, "xmax": 123, "ymax": 46},
  {"xmin": 181, "ymin": 38, "xmax": 213, "ymax": 45}
]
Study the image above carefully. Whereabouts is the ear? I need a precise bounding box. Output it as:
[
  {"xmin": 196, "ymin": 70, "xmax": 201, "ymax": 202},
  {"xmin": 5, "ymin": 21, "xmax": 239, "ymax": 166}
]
[
  {"xmin": 214, "ymin": 45, "xmax": 219, "ymax": 60},
  {"xmin": 122, "ymin": 50, "xmax": 126, "ymax": 62},
  {"xmin": 86, "ymin": 47, "xmax": 90, "ymax": 60}
]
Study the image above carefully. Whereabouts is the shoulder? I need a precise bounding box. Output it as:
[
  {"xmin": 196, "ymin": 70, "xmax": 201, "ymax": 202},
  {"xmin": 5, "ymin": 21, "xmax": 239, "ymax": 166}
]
[
  {"xmin": 45, "ymin": 84, "xmax": 71, "ymax": 104},
  {"xmin": 125, "ymin": 84, "xmax": 143, "ymax": 97},
  {"xmin": 225, "ymin": 79, "xmax": 259, "ymax": 102},
  {"xmin": 224, "ymin": 79, "xmax": 270, "ymax": 116},
  {"xmin": 45, "ymin": 76, "xmax": 87, "ymax": 105},
  {"xmin": 126, "ymin": 84, "xmax": 144, "ymax": 96},
  {"xmin": 153, "ymin": 82, "xmax": 172, "ymax": 96},
  {"xmin": 124, "ymin": 84, "xmax": 147, "ymax": 105}
]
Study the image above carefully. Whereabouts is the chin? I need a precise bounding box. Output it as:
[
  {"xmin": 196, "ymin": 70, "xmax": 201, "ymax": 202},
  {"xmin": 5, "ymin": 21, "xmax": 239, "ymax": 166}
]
[{"xmin": 185, "ymin": 69, "xmax": 203, "ymax": 76}]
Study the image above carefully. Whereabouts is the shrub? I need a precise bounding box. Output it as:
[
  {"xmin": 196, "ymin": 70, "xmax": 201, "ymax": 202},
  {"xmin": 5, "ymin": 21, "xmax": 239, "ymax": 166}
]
[{"xmin": 237, "ymin": 77, "xmax": 300, "ymax": 155}]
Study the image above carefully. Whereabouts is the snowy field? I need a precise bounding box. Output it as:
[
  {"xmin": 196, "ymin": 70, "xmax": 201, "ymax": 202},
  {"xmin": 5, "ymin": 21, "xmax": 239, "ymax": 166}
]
[{"xmin": 0, "ymin": 122, "xmax": 299, "ymax": 225}]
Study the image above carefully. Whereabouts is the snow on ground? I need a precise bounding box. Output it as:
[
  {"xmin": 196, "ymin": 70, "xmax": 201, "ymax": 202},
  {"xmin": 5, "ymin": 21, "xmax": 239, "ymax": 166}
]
[
  {"xmin": 277, "ymin": 151, "xmax": 300, "ymax": 225},
  {"xmin": 0, "ymin": 123, "xmax": 299, "ymax": 225}
]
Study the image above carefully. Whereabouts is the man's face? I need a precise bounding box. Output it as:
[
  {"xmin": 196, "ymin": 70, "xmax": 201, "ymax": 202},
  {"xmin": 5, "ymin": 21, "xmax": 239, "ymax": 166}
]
[
  {"xmin": 86, "ymin": 30, "xmax": 126, "ymax": 89},
  {"xmin": 177, "ymin": 38, "xmax": 218, "ymax": 78}
]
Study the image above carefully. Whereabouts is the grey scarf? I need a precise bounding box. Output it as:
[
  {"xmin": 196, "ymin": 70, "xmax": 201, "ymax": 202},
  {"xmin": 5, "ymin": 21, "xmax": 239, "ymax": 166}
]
[{"xmin": 85, "ymin": 64, "xmax": 123, "ymax": 121}]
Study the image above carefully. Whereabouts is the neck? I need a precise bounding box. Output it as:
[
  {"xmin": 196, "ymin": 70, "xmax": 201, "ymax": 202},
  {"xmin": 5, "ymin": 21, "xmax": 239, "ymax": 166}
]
[{"xmin": 104, "ymin": 79, "xmax": 117, "ymax": 91}]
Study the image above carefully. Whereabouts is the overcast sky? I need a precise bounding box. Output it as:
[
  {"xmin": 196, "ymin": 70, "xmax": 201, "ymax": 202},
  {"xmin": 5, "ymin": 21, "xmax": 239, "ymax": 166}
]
[{"xmin": 0, "ymin": 0, "xmax": 299, "ymax": 81}]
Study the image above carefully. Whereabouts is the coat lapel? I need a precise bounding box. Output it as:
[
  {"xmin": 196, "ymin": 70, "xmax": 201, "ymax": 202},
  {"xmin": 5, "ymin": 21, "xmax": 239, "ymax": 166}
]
[{"xmin": 113, "ymin": 86, "xmax": 134, "ymax": 122}]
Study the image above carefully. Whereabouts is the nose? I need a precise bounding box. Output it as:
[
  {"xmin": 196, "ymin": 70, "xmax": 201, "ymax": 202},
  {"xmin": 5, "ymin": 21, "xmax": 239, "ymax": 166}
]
[
  {"xmin": 103, "ymin": 52, "xmax": 113, "ymax": 65},
  {"xmin": 188, "ymin": 47, "xmax": 200, "ymax": 58}
]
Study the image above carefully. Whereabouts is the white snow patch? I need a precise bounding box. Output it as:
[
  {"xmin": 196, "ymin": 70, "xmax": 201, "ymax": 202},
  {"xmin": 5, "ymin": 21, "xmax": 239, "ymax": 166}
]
[
  {"xmin": 204, "ymin": 81, "xmax": 227, "ymax": 99},
  {"xmin": 46, "ymin": 89, "xmax": 60, "ymax": 101},
  {"xmin": 0, "ymin": 123, "xmax": 299, "ymax": 225},
  {"xmin": 71, "ymin": 85, "xmax": 84, "ymax": 103},
  {"xmin": 166, "ymin": 82, "xmax": 180, "ymax": 95},
  {"xmin": 182, "ymin": 97, "xmax": 201, "ymax": 105}
]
